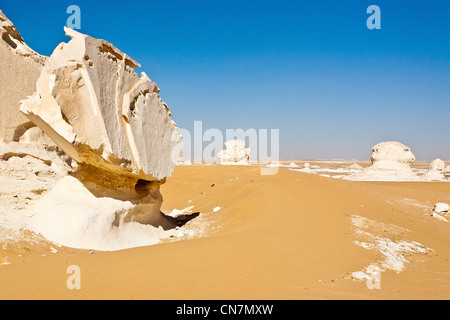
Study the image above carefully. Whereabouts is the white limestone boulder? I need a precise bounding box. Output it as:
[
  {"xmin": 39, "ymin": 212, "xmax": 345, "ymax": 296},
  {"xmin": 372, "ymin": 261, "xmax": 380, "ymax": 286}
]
[
  {"xmin": 344, "ymin": 141, "xmax": 420, "ymax": 181},
  {"xmin": 218, "ymin": 140, "xmax": 250, "ymax": 165},
  {"xmin": 423, "ymin": 159, "xmax": 445, "ymax": 181},
  {"xmin": 445, "ymin": 166, "xmax": 450, "ymax": 176}
]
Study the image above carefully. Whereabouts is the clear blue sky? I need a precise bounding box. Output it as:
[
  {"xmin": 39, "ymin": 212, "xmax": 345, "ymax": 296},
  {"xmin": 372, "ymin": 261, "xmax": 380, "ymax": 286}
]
[{"xmin": 1, "ymin": 0, "xmax": 449, "ymax": 160}]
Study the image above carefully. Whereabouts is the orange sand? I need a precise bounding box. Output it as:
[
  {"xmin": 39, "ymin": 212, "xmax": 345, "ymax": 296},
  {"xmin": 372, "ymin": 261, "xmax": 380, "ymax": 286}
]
[{"xmin": 1, "ymin": 165, "xmax": 449, "ymax": 299}]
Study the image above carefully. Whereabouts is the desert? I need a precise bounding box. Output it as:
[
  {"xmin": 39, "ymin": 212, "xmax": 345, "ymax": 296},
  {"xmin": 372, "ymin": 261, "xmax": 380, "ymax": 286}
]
[{"xmin": 1, "ymin": 2, "xmax": 450, "ymax": 302}]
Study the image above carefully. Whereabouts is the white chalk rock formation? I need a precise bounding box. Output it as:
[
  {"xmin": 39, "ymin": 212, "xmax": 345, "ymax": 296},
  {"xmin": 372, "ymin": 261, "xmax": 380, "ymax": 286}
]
[
  {"xmin": 0, "ymin": 10, "xmax": 48, "ymax": 143},
  {"xmin": 218, "ymin": 140, "xmax": 250, "ymax": 165},
  {"xmin": 20, "ymin": 27, "xmax": 182, "ymax": 182},
  {"xmin": 344, "ymin": 141, "xmax": 420, "ymax": 181},
  {"xmin": 423, "ymin": 159, "xmax": 445, "ymax": 181}
]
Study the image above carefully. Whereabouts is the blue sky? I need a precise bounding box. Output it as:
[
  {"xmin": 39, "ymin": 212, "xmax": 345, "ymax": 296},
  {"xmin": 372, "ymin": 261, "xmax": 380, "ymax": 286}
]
[{"xmin": 1, "ymin": 0, "xmax": 449, "ymax": 160}]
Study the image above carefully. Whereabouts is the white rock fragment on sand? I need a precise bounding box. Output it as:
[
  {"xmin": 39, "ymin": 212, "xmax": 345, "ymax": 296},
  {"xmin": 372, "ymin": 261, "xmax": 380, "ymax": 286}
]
[
  {"xmin": 431, "ymin": 212, "xmax": 448, "ymax": 222},
  {"xmin": 166, "ymin": 206, "xmax": 195, "ymax": 217},
  {"xmin": 218, "ymin": 140, "xmax": 250, "ymax": 165},
  {"xmin": 344, "ymin": 141, "xmax": 421, "ymax": 181},
  {"xmin": 433, "ymin": 203, "xmax": 449, "ymax": 213},
  {"xmin": 0, "ymin": 10, "xmax": 48, "ymax": 143},
  {"xmin": 213, "ymin": 207, "xmax": 222, "ymax": 213}
]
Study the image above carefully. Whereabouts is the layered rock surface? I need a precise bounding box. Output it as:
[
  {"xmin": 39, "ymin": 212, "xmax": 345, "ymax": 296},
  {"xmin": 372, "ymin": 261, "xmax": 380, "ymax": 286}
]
[
  {"xmin": 20, "ymin": 27, "xmax": 182, "ymax": 183},
  {"xmin": 344, "ymin": 141, "xmax": 421, "ymax": 181},
  {"xmin": 0, "ymin": 10, "xmax": 47, "ymax": 143}
]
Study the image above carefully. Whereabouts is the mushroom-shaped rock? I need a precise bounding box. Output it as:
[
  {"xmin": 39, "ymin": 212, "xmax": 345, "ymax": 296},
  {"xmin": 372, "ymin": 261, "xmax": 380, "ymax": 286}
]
[
  {"xmin": 19, "ymin": 28, "xmax": 182, "ymax": 183},
  {"xmin": 344, "ymin": 141, "xmax": 420, "ymax": 181},
  {"xmin": 218, "ymin": 140, "xmax": 250, "ymax": 165}
]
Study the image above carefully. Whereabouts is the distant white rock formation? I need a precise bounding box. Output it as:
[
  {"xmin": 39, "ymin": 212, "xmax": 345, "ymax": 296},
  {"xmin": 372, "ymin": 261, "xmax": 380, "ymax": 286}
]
[
  {"xmin": 218, "ymin": 140, "xmax": 250, "ymax": 165},
  {"xmin": 423, "ymin": 159, "xmax": 446, "ymax": 181},
  {"xmin": 344, "ymin": 141, "xmax": 420, "ymax": 181}
]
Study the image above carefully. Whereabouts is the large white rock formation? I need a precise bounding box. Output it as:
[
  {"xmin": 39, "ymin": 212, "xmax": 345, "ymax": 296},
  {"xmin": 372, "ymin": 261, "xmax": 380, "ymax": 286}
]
[
  {"xmin": 0, "ymin": 12, "xmax": 193, "ymax": 250},
  {"xmin": 218, "ymin": 139, "xmax": 250, "ymax": 165},
  {"xmin": 344, "ymin": 141, "xmax": 420, "ymax": 181},
  {"xmin": 0, "ymin": 10, "xmax": 48, "ymax": 143},
  {"xmin": 20, "ymin": 27, "xmax": 182, "ymax": 183}
]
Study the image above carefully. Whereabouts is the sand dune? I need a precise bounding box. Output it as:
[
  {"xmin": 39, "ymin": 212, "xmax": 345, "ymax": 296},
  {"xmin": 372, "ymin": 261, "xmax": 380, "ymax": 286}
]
[{"xmin": 1, "ymin": 165, "xmax": 449, "ymax": 299}]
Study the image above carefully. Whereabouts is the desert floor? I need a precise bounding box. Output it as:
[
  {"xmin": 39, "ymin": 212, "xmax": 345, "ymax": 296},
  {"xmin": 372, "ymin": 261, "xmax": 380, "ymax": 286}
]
[{"xmin": 1, "ymin": 164, "xmax": 450, "ymax": 299}]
